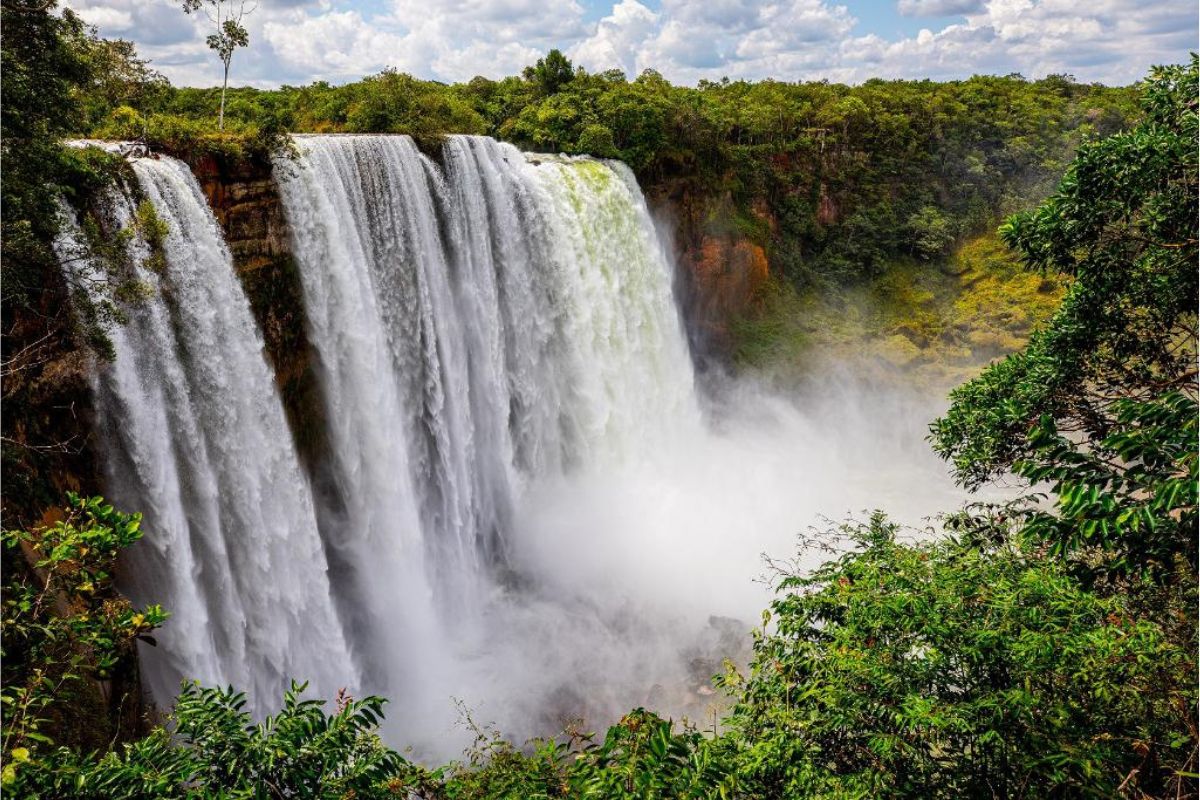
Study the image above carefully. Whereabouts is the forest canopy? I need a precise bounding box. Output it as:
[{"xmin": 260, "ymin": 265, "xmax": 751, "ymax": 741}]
[{"xmin": 84, "ymin": 43, "xmax": 1140, "ymax": 287}]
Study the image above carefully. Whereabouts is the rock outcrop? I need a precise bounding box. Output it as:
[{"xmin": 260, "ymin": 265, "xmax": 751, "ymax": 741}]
[
  {"xmin": 184, "ymin": 152, "xmax": 329, "ymax": 470},
  {"xmin": 648, "ymin": 183, "xmax": 772, "ymax": 363}
]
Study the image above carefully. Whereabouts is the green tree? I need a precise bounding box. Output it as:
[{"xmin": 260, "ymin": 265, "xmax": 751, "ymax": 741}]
[
  {"xmin": 1015, "ymin": 391, "xmax": 1198, "ymax": 576},
  {"xmin": 180, "ymin": 0, "xmax": 254, "ymax": 130},
  {"xmin": 724, "ymin": 512, "xmax": 1196, "ymax": 799},
  {"xmin": 576, "ymin": 123, "xmax": 619, "ymax": 158},
  {"xmin": 931, "ymin": 59, "xmax": 1198, "ymax": 494},
  {"xmin": 431, "ymin": 707, "xmax": 733, "ymax": 799},
  {"xmin": 1, "ymin": 0, "xmax": 94, "ymax": 311},
  {"xmin": 75, "ymin": 38, "xmax": 167, "ymax": 132},
  {"xmin": 567, "ymin": 709, "xmax": 732, "ymax": 799},
  {"xmin": 1, "ymin": 495, "xmax": 167, "ymax": 785},
  {"xmin": 523, "ymin": 50, "xmax": 576, "ymax": 97},
  {"xmin": 16, "ymin": 682, "xmax": 412, "ymax": 799},
  {"xmin": 906, "ymin": 205, "xmax": 955, "ymax": 260}
]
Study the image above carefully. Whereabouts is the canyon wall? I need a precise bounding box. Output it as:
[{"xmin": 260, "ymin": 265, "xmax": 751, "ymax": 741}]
[
  {"xmin": 186, "ymin": 153, "xmax": 331, "ymax": 471},
  {"xmin": 647, "ymin": 182, "xmax": 771, "ymax": 363}
]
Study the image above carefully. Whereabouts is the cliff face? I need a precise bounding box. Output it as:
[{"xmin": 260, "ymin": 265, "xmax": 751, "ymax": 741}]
[
  {"xmin": 0, "ymin": 275, "xmax": 100, "ymax": 527},
  {"xmin": 187, "ymin": 153, "xmax": 305, "ymax": 380},
  {"xmin": 647, "ymin": 183, "xmax": 771, "ymax": 363},
  {"xmin": 184, "ymin": 152, "xmax": 329, "ymax": 471}
]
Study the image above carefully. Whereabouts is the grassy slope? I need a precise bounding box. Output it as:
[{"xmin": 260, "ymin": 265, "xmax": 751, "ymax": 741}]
[{"xmin": 731, "ymin": 232, "xmax": 1063, "ymax": 390}]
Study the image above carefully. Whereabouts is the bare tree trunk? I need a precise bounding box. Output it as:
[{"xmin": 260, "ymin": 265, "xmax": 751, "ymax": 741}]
[{"xmin": 219, "ymin": 61, "xmax": 229, "ymax": 131}]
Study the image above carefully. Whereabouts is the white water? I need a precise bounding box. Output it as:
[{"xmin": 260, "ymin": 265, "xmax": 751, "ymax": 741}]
[
  {"xmin": 64, "ymin": 137, "xmax": 966, "ymax": 758},
  {"xmin": 55, "ymin": 156, "xmax": 357, "ymax": 714},
  {"xmin": 271, "ymin": 135, "xmax": 706, "ymax": 746}
]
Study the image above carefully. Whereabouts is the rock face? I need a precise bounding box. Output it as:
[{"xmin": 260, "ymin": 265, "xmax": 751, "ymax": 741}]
[
  {"xmin": 188, "ymin": 153, "xmax": 304, "ymax": 377},
  {"xmin": 0, "ymin": 283, "xmax": 100, "ymax": 526},
  {"xmin": 185, "ymin": 152, "xmax": 329, "ymax": 470},
  {"xmin": 647, "ymin": 183, "xmax": 771, "ymax": 363}
]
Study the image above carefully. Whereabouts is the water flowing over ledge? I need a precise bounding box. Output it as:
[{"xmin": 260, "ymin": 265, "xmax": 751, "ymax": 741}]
[
  {"xmin": 57, "ymin": 135, "xmax": 968, "ymax": 758},
  {"xmin": 270, "ymin": 133, "xmax": 701, "ymax": 734},
  {"xmin": 58, "ymin": 136, "xmax": 702, "ymax": 749},
  {"xmin": 54, "ymin": 154, "xmax": 357, "ymax": 714}
]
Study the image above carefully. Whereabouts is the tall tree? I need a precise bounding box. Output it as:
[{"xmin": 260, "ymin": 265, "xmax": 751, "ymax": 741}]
[
  {"xmin": 522, "ymin": 49, "xmax": 575, "ymax": 97},
  {"xmin": 180, "ymin": 0, "xmax": 254, "ymax": 130}
]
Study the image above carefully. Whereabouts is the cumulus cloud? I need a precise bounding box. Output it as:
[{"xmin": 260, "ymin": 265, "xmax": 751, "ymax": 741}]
[
  {"xmin": 574, "ymin": 0, "xmax": 858, "ymax": 82},
  {"xmin": 260, "ymin": 11, "xmax": 412, "ymax": 81},
  {"xmin": 570, "ymin": 0, "xmax": 1191, "ymax": 84},
  {"xmin": 63, "ymin": 0, "xmax": 1196, "ymax": 88},
  {"xmin": 877, "ymin": 0, "xmax": 1196, "ymax": 82},
  {"xmin": 74, "ymin": 5, "xmax": 132, "ymax": 28},
  {"xmin": 570, "ymin": 0, "xmax": 659, "ymax": 77}
]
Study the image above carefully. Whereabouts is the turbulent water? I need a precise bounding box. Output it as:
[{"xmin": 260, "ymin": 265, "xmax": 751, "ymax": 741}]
[
  {"xmin": 270, "ymin": 134, "xmax": 700, "ymax": 735},
  {"xmin": 62, "ymin": 136, "xmax": 965, "ymax": 757},
  {"xmin": 54, "ymin": 154, "xmax": 356, "ymax": 713}
]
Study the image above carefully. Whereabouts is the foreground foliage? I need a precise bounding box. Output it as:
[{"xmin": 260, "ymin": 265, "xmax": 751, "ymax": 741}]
[
  {"xmin": 931, "ymin": 59, "xmax": 1198, "ymax": 491},
  {"xmin": 725, "ymin": 513, "xmax": 1196, "ymax": 799},
  {"xmin": 1, "ymin": 495, "xmax": 166, "ymax": 786},
  {"xmin": 6, "ymin": 502, "xmax": 1192, "ymax": 799},
  {"xmin": 16, "ymin": 682, "xmax": 407, "ymax": 799}
]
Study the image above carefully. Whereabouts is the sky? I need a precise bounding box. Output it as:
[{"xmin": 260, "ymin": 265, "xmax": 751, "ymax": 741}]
[{"xmin": 64, "ymin": 0, "xmax": 1197, "ymax": 89}]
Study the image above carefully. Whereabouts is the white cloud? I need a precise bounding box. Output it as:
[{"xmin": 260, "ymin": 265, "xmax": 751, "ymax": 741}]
[
  {"xmin": 869, "ymin": 0, "xmax": 1195, "ymax": 82},
  {"xmin": 573, "ymin": 0, "xmax": 858, "ymax": 83},
  {"xmin": 390, "ymin": 0, "xmax": 587, "ymax": 45},
  {"xmin": 261, "ymin": 11, "xmax": 412, "ymax": 81},
  {"xmin": 570, "ymin": 0, "xmax": 659, "ymax": 78},
  {"xmin": 62, "ymin": 0, "xmax": 1197, "ymax": 88},
  {"xmin": 74, "ymin": 5, "xmax": 132, "ymax": 28}
]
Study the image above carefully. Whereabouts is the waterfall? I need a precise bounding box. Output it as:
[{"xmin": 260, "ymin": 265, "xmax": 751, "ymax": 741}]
[
  {"xmin": 55, "ymin": 155, "xmax": 357, "ymax": 714},
  {"xmin": 61, "ymin": 135, "xmax": 702, "ymax": 749},
  {"xmin": 439, "ymin": 137, "xmax": 699, "ymax": 474},
  {"xmin": 270, "ymin": 133, "xmax": 700, "ymax": 733},
  {"xmin": 273, "ymin": 135, "xmax": 697, "ymax": 596}
]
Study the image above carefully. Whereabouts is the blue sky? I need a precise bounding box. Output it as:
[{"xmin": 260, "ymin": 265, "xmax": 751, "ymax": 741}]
[{"xmin": 65, "ymin": 0, "xmax": 1197, "ymax": 88}]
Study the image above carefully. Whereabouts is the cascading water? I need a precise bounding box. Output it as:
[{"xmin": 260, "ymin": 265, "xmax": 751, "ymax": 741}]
[
  {"xmin": 437, "ymin": 136, "xmax": 699, "ymax": 475},
  {"xmin": 269, "ymin": 134, "xmax": 701, "ymax": 741},
  {"xmin": 62, "ymin": 136, "xmax": 966, "ymax": 758},
  {"xmin": 55, "ymin": 154, "xmax": 357, "ymax": 715}
]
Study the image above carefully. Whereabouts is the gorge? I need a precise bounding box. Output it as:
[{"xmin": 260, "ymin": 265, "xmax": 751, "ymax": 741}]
[{"xmin": 53, "ymin": 135, "xmax": 964, "ymax": 757}]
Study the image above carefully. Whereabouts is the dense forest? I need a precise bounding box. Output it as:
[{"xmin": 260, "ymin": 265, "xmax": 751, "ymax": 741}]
[
  {"xmin": 75, "ymin": 43, "xmax": 1140, "ymax": 288},
  {"xmin": 2, "ymin": 0, "xmax": 1197, "ymax": 797}
]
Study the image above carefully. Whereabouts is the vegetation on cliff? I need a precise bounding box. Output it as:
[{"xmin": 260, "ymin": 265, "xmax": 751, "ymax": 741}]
[
  {"xmin": 730, "ymin": 233, "xmax": 1065, "ymax": 389},
  {"xmin": 1, "ymin": 496, "xmax": 165, "ymax": 770},
  {"xmin": 98, "ymin": 50, "xmax": 1138, "ymax": 291}
]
